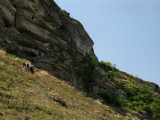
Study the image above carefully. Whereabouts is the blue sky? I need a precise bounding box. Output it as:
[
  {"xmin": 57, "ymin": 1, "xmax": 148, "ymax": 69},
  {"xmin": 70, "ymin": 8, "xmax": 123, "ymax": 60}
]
[{"xmin": 54, "ymin": 0, "xmax": 160, "ymax": 86}]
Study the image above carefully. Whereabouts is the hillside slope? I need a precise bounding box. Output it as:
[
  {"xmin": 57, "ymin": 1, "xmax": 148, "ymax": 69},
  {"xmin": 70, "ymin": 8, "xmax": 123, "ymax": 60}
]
[
  {"xmin": 0, "ymin": 0, "xmax": 160, "ymax": 119},
  {"xmin": 0, "ymin": 49, "xmax": 145, "ymax": 120}
]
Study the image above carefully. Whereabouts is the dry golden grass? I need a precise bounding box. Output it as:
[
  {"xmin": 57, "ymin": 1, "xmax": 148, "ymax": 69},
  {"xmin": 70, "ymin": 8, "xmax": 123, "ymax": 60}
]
[{"xmin": 0, "ymin": 49, "xmax": 141, "ymax": 120}]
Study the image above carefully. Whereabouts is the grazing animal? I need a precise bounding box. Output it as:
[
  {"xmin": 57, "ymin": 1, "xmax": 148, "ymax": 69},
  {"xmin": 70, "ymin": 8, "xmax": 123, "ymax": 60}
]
[{"xmin": 22, "ymin": 63, "xmax": 34, "ymax": 74}]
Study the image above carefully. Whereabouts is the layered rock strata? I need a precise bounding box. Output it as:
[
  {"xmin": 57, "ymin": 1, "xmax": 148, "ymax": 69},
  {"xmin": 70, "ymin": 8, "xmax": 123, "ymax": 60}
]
[
  {"xmin": 0, "ymin": 0, "xmax": 159, "ymax": 97},
  {"xmin": 0, "ymin": 0, "xmax": 94, "ymax": 88}
]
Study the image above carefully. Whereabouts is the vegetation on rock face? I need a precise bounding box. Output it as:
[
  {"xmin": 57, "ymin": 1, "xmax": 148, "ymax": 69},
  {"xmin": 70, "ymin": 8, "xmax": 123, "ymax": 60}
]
[
  {"xmin": 100, "ymin": 61, "xmax": 119, "ymax": 82},
  {"xmin": 77, "ymin": 55, "xmax": 99, "ymax": 92},
  {"xmin": 100, "ymin": 61, "xmax": 117, "ymax": 71},
  {"xmin": 116, "ymin": 77, "xmax": 160, "ymax": 119},
  {"xmin": 77, "ymin": 58, "xmax": 160, "ymax": 119},
  {"xmin": 100, "ymin": 61, "xmax": 160, "ymax": 119},
  {"xmin": 100, "ymin": 93, "xmax": 127, "ymax": 107},
  {"xmin": 0, "ymin": 0, "xmax": 159, "ymax": 119},
  {"xmin": 126, "ymin": 85, "xmax": 160, "ymax": 119}
]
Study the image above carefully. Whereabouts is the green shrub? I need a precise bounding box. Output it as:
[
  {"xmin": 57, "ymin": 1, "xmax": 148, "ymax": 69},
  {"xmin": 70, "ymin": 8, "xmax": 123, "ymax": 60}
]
[
  {"xmin": 116, "ymin": 80, "xmax": 125, "ymax": 86},
  {"xmin": 101, "ymin": 72, "xmax": 110, "ymax": 79},
  {"xmin": 127, "ymin": 77, "xmax": 137, "ymax": 85},
  {"xmin": 100, "ymin": 61, "xmax": 119, "ymax": 81},
  {"xmin": 100, "ymin": 93, "xmax": 127, "ymax": 107},
  {"xmin": 81, "ymin": 55, "xmax": 99, "ymax": 69},
  {"xmin": 128, "ymin": 100, "xmax": 146, "ymax": 112},
  {"xmin": 115, "ymin": 95, "xmax": 127, "ymax": 107},
  {"xmin": 100, "ymin": 61, "xmax": 117, "ymax": 71},
  {"xmin": 123, "ymin": 84, "xmax": 137, "ymax": 96},
  {"xmin": 78, "ymin": 55, "xmax": 99, "ymax": 92},
  {"xmin": 101, "ymin": 71, "xmax": 118, "ymax": 81},
  {"xmin": 150, "ymin": 96, "xmax": 160, "ymax": 119},
  {"xmin": 122, "ymin": 84, "xmax": 160, "ymax": 119},
  {"xmin": 100, "ymin": 60, "xmax": 160, "ymax": 119}
]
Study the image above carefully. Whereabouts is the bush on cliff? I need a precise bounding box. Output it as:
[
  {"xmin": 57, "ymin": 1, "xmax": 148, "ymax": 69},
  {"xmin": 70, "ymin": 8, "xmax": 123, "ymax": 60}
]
[{"xmin": 78, "ymin": 55, "xmax": 99, "ymax": 92}]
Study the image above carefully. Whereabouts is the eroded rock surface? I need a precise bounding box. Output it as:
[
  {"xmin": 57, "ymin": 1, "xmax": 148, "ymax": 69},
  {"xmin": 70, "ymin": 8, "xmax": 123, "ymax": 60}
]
[
  {"xmin": 0, "ymin": 0, "xmax": 94, "ymax": 88},
  {"xmin": 0, "ymin": 0, "xmax": 159, "ymax": 98}
]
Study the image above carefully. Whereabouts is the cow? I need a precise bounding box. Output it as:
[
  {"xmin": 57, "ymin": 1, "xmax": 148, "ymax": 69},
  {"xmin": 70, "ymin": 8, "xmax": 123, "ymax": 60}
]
[{"xmin": 22, "ymin": 63, "xmax": 34, "ymax": 74}]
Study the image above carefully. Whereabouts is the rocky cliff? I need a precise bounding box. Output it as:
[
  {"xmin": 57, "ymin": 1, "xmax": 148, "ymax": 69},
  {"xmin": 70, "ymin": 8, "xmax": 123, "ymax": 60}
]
[
  {"xmin": 0, "ymin": 1, "xmax": 160, "ymax": 119},
  {"xmin": 0, "ymin": 0, "xmax": 95, "ymax": 87},
  {"xmin": 0, "ymin": 0, "xmax": 159, "ymax": 95}
]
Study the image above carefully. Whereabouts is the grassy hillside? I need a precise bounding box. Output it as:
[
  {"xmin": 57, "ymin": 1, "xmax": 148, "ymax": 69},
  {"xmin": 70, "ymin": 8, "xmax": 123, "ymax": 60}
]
[
  {"xmin": 99, "ymin": 61, "xmax": 160, "ymax": 119},
  {"xmin": 0, "ymin": 49, "xmax": 145, "ymax": 120},
  {"xmin": 77, "ymin": 55, "xmax": 160, "ymax": 119}
]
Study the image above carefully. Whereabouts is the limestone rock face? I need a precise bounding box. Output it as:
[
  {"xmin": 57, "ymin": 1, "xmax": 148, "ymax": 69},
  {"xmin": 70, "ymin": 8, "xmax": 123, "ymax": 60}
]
[{"xmin": 0, "ymin": 0, "xmax": 94, "ymax": 86}]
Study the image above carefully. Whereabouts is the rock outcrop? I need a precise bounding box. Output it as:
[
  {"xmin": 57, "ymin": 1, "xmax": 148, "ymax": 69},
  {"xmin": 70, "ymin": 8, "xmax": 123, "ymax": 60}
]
[
  {"xmin": 0, "ymin": 0, "xmax": 94, "ymax": 88},
  {"xmin": 0, "ymin": 0, "xmax": 159, "ymax": 97},
  {"xmin": 1, "ymin": 1, "xmax": 160, "ymax": 119}
]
